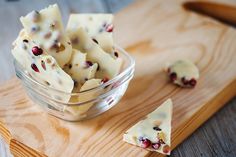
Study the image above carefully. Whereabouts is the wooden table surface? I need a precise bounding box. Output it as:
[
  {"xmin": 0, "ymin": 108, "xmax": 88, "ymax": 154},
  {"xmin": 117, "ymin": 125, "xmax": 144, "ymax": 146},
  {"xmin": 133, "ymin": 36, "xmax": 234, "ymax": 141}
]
[{"xmin": 0, "ymin": 0, "xmax": 235, "ymax": 156}]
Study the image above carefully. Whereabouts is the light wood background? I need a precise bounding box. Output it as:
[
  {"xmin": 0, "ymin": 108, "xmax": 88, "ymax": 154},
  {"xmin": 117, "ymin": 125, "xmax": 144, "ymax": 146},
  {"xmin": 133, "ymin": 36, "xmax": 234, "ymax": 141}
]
[{"xmin": 0, "ymin": 0, "xmax": 236, "ymax": 157}]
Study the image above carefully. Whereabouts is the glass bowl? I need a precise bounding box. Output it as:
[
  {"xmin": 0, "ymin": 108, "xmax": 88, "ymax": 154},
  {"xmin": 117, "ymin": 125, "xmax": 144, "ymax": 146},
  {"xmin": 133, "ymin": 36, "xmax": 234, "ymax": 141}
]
[{"xmin": 14, "ymin": 46, "xmax": 135, "ymax": 121}]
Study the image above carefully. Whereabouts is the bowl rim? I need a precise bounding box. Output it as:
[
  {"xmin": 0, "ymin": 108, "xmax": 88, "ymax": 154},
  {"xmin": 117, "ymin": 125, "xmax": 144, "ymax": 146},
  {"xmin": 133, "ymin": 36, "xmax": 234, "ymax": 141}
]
[{"xmin": 14, "ymin": 45, "xmax": 135, "ymax": 95}]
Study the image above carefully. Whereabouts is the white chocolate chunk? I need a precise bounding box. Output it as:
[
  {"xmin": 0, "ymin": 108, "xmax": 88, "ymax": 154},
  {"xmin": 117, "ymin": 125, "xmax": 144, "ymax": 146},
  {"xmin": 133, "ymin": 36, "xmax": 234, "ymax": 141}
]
[
  {"xmin": 64, "ymin": 49, "xmax": 98, "ymax": 89},
  {"xmin": 66, "ymin": 79, "xmax": 102, "ymax": 116},
  {"xmin": 168, "ymin": 59, "xmax": 199, "ymax": 87},
  {"xmin": 67, "ymin": 14, "xmax": 114, "ymax": 53},
  {"xmin": 20, "ymin": 4, "xmax": 72, "ymax": 67},
  {"xmin": 123, "ymin": 99, "xmax": 173, "ymax": 155},
  {"xmin": 69, "ymin": 27, "xmax": 122, "ymax": 79},
  {"xmin": 12, "ymin": 30, "xmax": 74, "ymax": 102}
]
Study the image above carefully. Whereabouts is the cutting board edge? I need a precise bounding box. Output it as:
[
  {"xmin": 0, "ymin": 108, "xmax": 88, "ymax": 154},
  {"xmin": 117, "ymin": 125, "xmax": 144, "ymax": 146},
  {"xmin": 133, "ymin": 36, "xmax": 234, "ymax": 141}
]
[
  {"xmin": 149, "ymin": 79, "xmax": 236, "ymax": 157},
  {"xmin": 1, "ymin": 78, "xmax": 235, "ymax": 157},
  {"xmin": 0, "ymin": 121, "xmax": 47, "ymax": 157},
  {"xmin": 172, "ymin": 79, "xmax": 236, "ymax": 152}
]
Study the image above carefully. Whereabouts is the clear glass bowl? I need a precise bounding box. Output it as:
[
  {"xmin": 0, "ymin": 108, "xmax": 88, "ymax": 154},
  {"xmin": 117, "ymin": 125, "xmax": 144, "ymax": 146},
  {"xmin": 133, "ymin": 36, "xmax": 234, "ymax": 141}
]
[{"xmin": 14, "ymin": 46, "xmax": 135, "ymax": 121}]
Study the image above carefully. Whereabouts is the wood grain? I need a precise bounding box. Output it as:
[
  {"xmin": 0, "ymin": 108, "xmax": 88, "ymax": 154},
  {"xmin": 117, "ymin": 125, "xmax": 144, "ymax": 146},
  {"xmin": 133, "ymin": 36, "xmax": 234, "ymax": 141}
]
[
  {"xmin": 171, "ymin": 97, "xmax": 236, "ymax": 157},
  {"xmin": 0, "ymin": 0, "xmax": 236, "ymax": 157}
]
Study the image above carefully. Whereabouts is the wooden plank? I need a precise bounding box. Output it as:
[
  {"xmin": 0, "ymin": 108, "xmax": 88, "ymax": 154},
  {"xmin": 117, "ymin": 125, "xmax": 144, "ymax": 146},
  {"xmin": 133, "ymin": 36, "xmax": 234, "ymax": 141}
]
[{"xmin": 0, "ymin": 0, "xmax": 236, "ymax": 156}]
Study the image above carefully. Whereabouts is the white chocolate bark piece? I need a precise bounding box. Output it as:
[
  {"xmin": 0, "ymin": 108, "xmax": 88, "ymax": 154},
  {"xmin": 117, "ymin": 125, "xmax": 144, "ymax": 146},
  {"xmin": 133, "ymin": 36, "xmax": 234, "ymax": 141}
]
[
  {"xmin": 69, "ymin": 27, "xmax": 122, "ymax": 79},
  {"xmin": 123, "ymin": 99, "xmax": 173, "ymax": 155},
  {"xmin": 20, "ymin": 4, "xmax": 72, "ymax": 67},
  {"xmin": 67, "ymin": 14, "xmax": 114, "ymax": 53},
  {"xmin": 12, "ymin": 30, "xmax": 74, "ymax": 102},
  {"xmin": 66, "ymin": 79, "xmax": 102, "ymax": 116},
  {"xmin": 64, "ymin": 49, "xmax": 98, "ymax": 89},
  {"xmin": 167, "ymin": 60, "xmax": 199, "ymax": 88}
]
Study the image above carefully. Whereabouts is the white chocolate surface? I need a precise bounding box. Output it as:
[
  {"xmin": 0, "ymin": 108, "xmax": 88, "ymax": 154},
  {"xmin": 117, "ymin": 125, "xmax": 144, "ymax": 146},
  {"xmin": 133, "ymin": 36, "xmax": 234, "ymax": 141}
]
[
  {"xmin": 169, "ymin": 59, "xmax": 199, "ymax": 87},
  {"xmin": 67, "ymin": 14, "xmax": 114, "ymax": 53},
  {"xmin": 69, "ymin": 27, "xmax": 122, "ymax": 79},
  {"xmin": 123, "ymin": 99, "xmax": 173, "ymax": 155},
  {"xmin": 66, "ymin": 79, "xmax": 102, "ymax": 116},
  {"xmin": 12, "ymin": 30, "xmax": 74, "ymax": 102},
  {"xmin": 64, "ymin": 49, "xmax": 98, "ymax": 89},
  {"xmin": 20, "ymin": 4, "xmax": 72, "ymax": 67}
]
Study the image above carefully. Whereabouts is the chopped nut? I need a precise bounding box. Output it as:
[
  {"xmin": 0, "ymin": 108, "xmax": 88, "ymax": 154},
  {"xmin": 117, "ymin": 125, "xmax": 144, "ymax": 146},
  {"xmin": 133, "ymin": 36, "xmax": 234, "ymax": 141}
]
[{"xmin": 157, "ymin": 131, "xmax": 166, "ymax": 142}]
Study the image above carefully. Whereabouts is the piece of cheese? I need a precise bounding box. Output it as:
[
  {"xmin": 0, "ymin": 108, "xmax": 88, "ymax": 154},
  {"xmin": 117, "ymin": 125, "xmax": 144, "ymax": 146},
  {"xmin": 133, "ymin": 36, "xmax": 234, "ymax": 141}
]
[
  {"xmin": 12, "ymin": 30, "xmax": 74, "ymax": 102},
  {"xmin": 66, "ymin": 79, "xmax": 102, "ymax": 116},
  {"xmin": 67, "ymin": 14, "xmax": 114, "ymax": 53},
  {"xmin": 68, "ymin": 27, "xmax": 122, "ymax": 79},
  {"xmin": 20, "ymin": 4, "xmax": 72, "ymax": 67},
  {"xmin": 123, "ymin": 99, "xmax": 173, "ymax": 155},
  {"xmin": 63, "ymin": 49, "xmax": 98, "ymax": 90},
  {"xmin": 168, "ymin": 59, "xmax": 199, "ymax": 88}
]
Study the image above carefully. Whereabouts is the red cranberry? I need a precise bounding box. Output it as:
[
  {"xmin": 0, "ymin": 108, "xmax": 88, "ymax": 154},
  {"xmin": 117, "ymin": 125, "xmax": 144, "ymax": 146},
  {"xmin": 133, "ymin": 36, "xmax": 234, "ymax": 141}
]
[
  {"xmin": 181, "ymin": 77, "xmax": 189, "ymax": 85},
  {"xmin": 153, "ymin": 126, "xmax": 161, "ymax": 131},
  {"xmin": 92, "ymin": 38, "xmax": 98, "ymax": 44},
  {"xmin": 114, "ymin": 52, "xmax": 119, "ymax": 58},
  {"xmin": 189, "ymin": 78, "xmax": 197, "ymax": 87},
  {"xmin": 163, "ymin": 145, "xmax": 170, "ymax": 154},
  {"xmin": 31, "ymin": 63, "xmax": 39, "ymax": 72},
  {"xmin": 152, "ymin": 143, "xmax": 161, "ymax": 150},
  {"xmin": 41, "ymin": 60, "xmax": 46, "ymax": 70},
  {"xmin": 169, "ymin": 72, "xmax": 177, "ymax": 82},
  {"xmin": 106, "ymin": 24, "xmax": 113, "ymax": 32},
  {"xmin": 140, "ymin": 138, "xmax": 151, "ymax": 148},
  {"xmin": 23, "ymin": 39, "xmax": 28, "ymax": 43},
  {"xmin": 32, "ymin": 46, "xmax": 43, "ymax": 56},
  {"xmin": 101, "ymin": 77, "xmax": 109, "ymax": 84},
  {"xmin": 68, "ymin": 64, "xmax": 72, "ymax": 69},
  {"xmin": 85, "ymin": 61, "xmax": 93, "ymax": 68}
]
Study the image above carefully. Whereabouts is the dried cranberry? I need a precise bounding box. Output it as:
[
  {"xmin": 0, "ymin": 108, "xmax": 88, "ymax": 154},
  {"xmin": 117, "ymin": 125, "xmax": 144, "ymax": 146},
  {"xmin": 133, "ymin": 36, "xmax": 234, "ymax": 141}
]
[
  {"xmin": 101, "ymin": 77, "xmax": 109, "ymax": 84},
  {"xmin": 153, "ymin": 126, "xmax": 162, "ymax": 131},
  {"xmin": 92, "ymin": 38, "xmax": 98, "ymax": 44},
  {"xmin": 114, "ymin": 51, "xmax": 119, "ymax": 58},
  {"xmin": 31, "ymin": 63, "xmax": 39, "ymax": 72},
  {"xmin": 181, "ymin": 77, "xmax": 189, "ymax": 85},
  {"xmin": 189, "ymin": 78, "xmax": 197, "ymax": 87},
  {"xmin": 41, "ymin": 60, "xmax": 46, "ymax": 70},
  {"xmin": 169, "ymin": 72, "xmax": 177, "ymax": 82},
  {"xmin": 139, "ymin": 138, "xmax": 151, "ymax": 148},
  {"xmin": 163, "ymin": 145, "xmax": 170, "ymax": 154},
  {"xmin": 85, "ymin": 61, "xmax": 93, "ymax": 68},
  {"xmin": 68, "ymin": 64, "xmax": 72, "ymax": 69},
  {"xmin": 152, "ymin": 143, "xmax": 161, "ymax": 150},
  {"xmin": 105, "ymin": 24, "xmax": 114, "ymax": 32},
  {"xmin": 32, "ymin": 46, "xmax": 43, "ymax": 56},
  {"xmin": 23, "ymin": 39, "xmax": 28, "ymax": 43}
]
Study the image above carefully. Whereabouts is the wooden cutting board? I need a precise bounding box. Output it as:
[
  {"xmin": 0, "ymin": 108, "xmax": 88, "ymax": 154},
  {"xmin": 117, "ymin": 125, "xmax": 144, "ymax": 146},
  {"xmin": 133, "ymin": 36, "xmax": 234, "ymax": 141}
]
[{"xmin": 0, "ymin": 0, "xmax": 236, "ymax": 156}]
